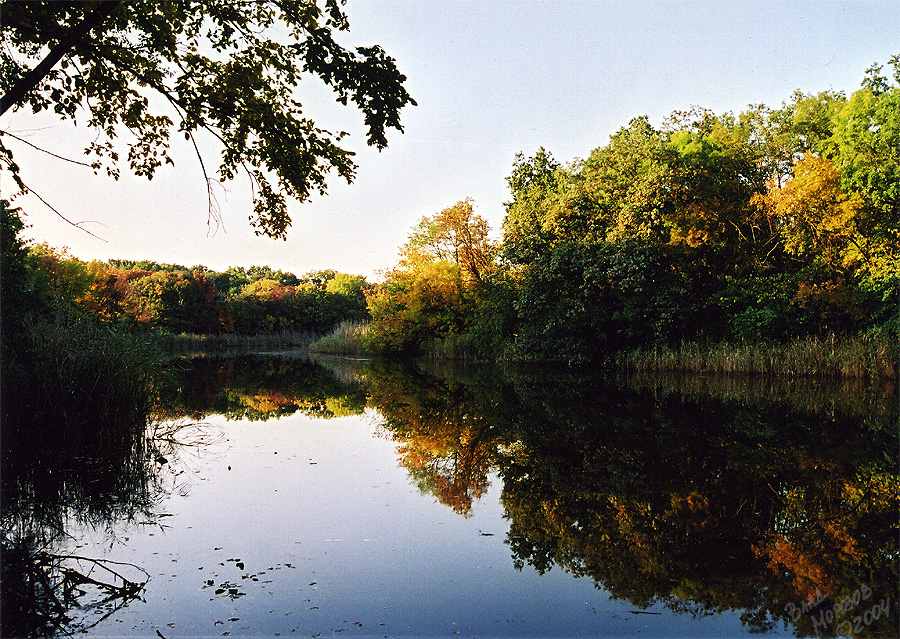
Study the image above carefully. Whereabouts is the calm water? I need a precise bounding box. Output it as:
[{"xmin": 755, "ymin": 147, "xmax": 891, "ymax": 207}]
[{"xmin": 3, "ymin": 353, "xmax": 898, "ymax": 637}]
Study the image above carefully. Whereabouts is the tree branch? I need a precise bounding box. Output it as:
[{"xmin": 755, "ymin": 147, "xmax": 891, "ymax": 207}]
[
  {"xmin": 0, "ymin": 1, "xmax": 121, "ymax": 116},
  {"xmin": 0, "ymin": 129, "xmax": 93, "ymax": 168},
  {"xmin": 13, "ymin": 175, "xmax": 108, "ymax": 242}
]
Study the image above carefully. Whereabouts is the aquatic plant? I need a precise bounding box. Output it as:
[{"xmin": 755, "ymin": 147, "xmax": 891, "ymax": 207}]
[
  {"xmin": 309, "ymin": 321, "xmax": 374, "ymax": 356},
  {"xmin": 617, "ymin": 333, "xmax": 897, "ymax": 379}
]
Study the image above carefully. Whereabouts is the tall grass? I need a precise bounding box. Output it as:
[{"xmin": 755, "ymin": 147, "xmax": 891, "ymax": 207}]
[
  {"xmin": 155, "ymin": 330, "xmax": 316, "ymax": 353},
  {"xmin": 617, "ymin": 334, "xmax": 897, "ymax": 379},
  {"xmin": 625, "ymin": 370, "xmax": 896, "ymax": 424},
  {"xmin": 420, "ymin": 333, "xmax": 487, "ymax": 361},
  {"xmin": 9, "ymin": 311, "xmax": 163, "ymax": 432},
  {"xmin": 309, "ymin": 321, "xmax": 373, "ymax": 356}
]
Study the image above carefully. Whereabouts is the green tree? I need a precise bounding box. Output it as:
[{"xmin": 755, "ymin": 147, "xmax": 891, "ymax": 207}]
[
  {"xmin": 124, "ymin": 270, "xmax": 218, "ymax": 332},
  {"xmin": 830, "ymin": 56, "xmax": 900, "ymax": 284},
  {"xmin": 501, "ymin": 147, "xmax": 570, "ymax": 264},
  {"xmin": 0, "ymin": 0, "xmax": 415, "ymax": 238},
  {"xmin": 325, "ymin": 272, "xmax": 367, "ymax": 297},
  {"xmin": 26, "ymin": 243, "xmax": 93, "ymax": 302}
]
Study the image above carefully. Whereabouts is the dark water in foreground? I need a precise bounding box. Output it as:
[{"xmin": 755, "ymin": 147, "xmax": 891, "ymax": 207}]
[{"xmin": 2, "ymin": 353, "xmax": 898, "ymax": 637}]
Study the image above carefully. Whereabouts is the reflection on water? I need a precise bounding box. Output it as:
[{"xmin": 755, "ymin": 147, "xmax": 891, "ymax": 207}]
[{"xmin": 2, "ymin": 353, "xmax": 897, "ymax": 637}]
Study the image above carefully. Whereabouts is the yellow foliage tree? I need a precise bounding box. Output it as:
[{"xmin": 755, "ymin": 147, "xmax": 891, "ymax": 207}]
[
  {"xmin": 239, "ymin": 278, "xmax": 293, "ymax": 300},
  {"xmin": 366, "ymin": 200, "xmax": 496, "ymax": 352},
  {"xmin": 403, "ymin": 199, "xmax": 496, "ymax": 292},
  {"xmin": 755, "ymin": 156, "xmax": 865, "ymax": 273}
]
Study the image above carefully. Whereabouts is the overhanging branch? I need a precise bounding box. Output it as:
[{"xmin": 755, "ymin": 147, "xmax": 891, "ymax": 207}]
[{"xmin": 0, "ymin": 1, "xmax": 121, "ymax": 116}]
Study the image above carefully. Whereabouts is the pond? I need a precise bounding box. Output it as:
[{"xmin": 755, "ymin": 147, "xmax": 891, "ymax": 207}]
[{"xmin": 2, "ymin": 353, "xmax": 897, "ymax": 637}]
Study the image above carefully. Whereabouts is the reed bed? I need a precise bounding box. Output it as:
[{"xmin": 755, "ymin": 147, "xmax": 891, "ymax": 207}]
[
  {"xmin": 625, "ymin": 370, "xmax": 896, "ymax": 424},
  {"xmin": 156, "ymin": 330, "xmax": 316, "ymax": 352},
  {"xmin": 308, "ymin": 321, "xmax": 373, "ymax": 356},
  {"xmin": 420, "ymin": 333, "xmax": 494, "ymax": 361},
  {"xmin": 6, "ymin": 311, "xmax": 163, "ymax": 433},
  {"xmin": 617, "ymin": 334, "xmax": 897, "ymax": 379}
]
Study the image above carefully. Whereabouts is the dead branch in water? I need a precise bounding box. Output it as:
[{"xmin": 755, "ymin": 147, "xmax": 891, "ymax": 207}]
[{"xmin": 3, "ymin": 542, "xmax": 150, "ymax": 635}]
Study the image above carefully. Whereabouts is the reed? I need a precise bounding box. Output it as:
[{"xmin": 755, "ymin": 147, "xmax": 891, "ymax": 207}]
[
  {"xmin": 420, "ymin": 332, "xmax": 486, "ymax": 361},
  {"xmin": 155, "ymin": 330, "xmax": 317, "ymax": 352},
  {"xmin": 309, "ymin": 321, "xmax": 373, "ymax": 355},
  {"xmin": 9, "ymin": 311, "xmax": 163, "ymax": 433},
  {"xmin": 617, "ymin": 333, "xmax": 897, "ymax": 379}
]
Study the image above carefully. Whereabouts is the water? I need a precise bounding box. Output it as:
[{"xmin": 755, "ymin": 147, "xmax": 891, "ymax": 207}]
[{"xmin": 3, "ymin": 353, "xmax": 897, "ymax": 637}]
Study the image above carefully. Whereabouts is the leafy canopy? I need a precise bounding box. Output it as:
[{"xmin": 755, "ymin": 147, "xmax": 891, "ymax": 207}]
[
  {"xmin": 0, "ymin": 0, "xmax": 416, "ymax": 238},
  {"xmin": 365, "ymin": 200, "xmax": 496, "ymax": 352},
  {"xmin": 403, "ymin": 199, "xmax": 496, "ymax": 288}
]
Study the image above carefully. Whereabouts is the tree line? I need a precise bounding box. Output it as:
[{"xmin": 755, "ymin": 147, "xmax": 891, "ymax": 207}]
[
  {"xmin": 23, "ymin": 239, "xmax": 369, "ymax": 336},
  {"xmin": 348, "ymin": 57, "xmax": 898, "ymax": 366},
  {"xmin": 4, "ymin": 56, "xmax": 898, "ymax": 372}
]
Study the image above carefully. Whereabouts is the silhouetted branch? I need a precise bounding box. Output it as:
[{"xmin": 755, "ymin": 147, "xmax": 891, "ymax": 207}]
[{"xmin": 0, "ymin": 1, "xmax": 122, "ymax": 116}]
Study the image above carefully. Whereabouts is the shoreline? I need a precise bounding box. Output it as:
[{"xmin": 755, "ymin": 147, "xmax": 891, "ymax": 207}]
[{"xmin": 165, "ymin": 331, "xmax": 898, "ymax": 380}]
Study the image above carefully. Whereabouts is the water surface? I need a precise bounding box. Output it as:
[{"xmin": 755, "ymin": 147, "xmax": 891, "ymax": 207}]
[{"xmin": 3, "ymin": 354, "xmax": 897, "ymax": 637}]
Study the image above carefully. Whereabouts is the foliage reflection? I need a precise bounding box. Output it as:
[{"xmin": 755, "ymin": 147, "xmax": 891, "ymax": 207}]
[
  {"xmin": 161, "ymin": 354, "xmax": 898, "ymax": 636},
  {"xmin": 351, "ymin": 358, "xmax": 897, "ymax": 637},
  {"xmin": 7, "ymin": 354, "xmax": 894, "ymax": 637},
  {"xmin": 158, "ymin": 358, "xmax": 900, "ymax": 636}
]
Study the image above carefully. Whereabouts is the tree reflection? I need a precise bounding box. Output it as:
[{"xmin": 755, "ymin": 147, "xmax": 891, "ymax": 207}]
[
  {"xmin": 84, "ymin": 355, "xmax": 900, "ymax": 636},
  {"xmin": 158, "ymin": 354, "xmax": 367, "ymax": 421},
  {"xmin": 361, "ymin": 361, "xmax": 899, "ymax": 637},
  {"xmin": 363, "ymin": 363, "xmax": 497, "ymax": 516},
  {"xmin": 7, "ymin": 353, "xmax": 893, "ymax": 637},
  {"xmin": 2, "ymin": 395, "xmax": 213, "ymax": 635}
]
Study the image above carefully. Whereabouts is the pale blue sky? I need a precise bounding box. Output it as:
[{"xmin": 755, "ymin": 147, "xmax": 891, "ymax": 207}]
[{"xmin": 3, "ymin": 0, "xmax": 898, "ymax": 277}]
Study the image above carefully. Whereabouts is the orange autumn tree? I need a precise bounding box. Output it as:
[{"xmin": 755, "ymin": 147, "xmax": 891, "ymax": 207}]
[
  {"xmin": 404, "ymin": 199, "xmax": 496, "ymax": 292},
  {"xmin": 366, "ymin": 200, "xmax": 496, "ymax": 352}
]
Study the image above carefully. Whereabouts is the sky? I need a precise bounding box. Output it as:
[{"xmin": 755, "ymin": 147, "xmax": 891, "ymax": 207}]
[{"xmin": 2, "ymin": 0, "xmax": 898, "ymax": 278}]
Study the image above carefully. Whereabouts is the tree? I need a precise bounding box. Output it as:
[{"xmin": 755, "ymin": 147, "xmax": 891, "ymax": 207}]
[
  {"xmin": 830, "ymin": 56, "xmax": 900, "ymax": 283},
  {"xmin": 366, "ymin": 260, "xmax": 462, "ymax": 352},
  {"xmin": 123, "ymin": 270, "xmax": 218, "ymax": 332},
  {"xmin": 755, "ymin": 156, "xmax": 864, "ymax": 274},
  {"xmin": 364, "ymin": 200, "xmax": 496, "ymax": 352},
  {"xmin": 403, "ymin": 199, "xmax": 495, "ymax": 290},
  {"xmin": 325, "ymin": 272, "xmax": 367, "ymax": 297},
  {"xmin": 239, "ymin": 278, "xmax": 293, "ymax": 301},
  {"xmin": 0, "ymin": 0, "xmax": 415, "ymax": 238},
  {"xmin": 26, "ymin": 243, "xmax": 93, "ymax": 302},
  {"xmin": 501, "ymin": 147, "xmax": 570, "ymax": 264}
]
